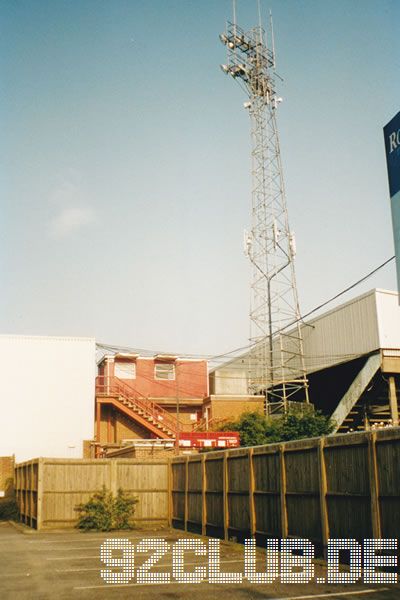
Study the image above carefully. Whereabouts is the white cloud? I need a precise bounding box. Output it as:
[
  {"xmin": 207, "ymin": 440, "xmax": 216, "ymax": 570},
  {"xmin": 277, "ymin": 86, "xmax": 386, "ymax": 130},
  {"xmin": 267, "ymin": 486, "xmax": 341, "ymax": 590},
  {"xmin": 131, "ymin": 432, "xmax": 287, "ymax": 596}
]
[
  {"xmin": 49, "ymin": 206, "xmax": 95, "ymax": 238},
  {"xmin": 48, "ymin": 176, "xmax": 96, "ymax": 238}
]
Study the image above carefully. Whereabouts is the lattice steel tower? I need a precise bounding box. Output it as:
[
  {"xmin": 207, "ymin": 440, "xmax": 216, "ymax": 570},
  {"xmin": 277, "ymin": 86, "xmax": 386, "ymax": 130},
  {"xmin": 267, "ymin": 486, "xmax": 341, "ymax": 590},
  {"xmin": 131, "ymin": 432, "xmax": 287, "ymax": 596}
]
[{"xmin": 220, "ymin": 10, "xmax": 309, "ymax": 411}]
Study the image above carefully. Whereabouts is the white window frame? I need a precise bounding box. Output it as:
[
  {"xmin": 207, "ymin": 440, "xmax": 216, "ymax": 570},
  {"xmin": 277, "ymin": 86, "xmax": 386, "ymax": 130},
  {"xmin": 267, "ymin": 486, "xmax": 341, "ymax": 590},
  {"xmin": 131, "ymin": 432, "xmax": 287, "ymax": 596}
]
[
  {"xmin": 114, "ymin": 361, "xmax": 136, "ymax": 379},
  {"xmin": 154, "ymin": 362, "xmax": 175, "ymax": 381}
]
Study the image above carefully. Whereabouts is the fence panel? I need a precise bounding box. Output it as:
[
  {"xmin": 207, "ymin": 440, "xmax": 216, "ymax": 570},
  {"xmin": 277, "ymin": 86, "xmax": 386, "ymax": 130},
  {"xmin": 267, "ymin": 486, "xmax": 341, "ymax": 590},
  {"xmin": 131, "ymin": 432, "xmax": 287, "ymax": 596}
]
[
  {"xmin": 16, "ymin": 429, "xmax": 400, "ymax": 539},
  {"xmin": 15, "ymin": 458, "xmax": 169, "ymax": 530},
  {"xmin": 284, "ymin": 441, "xmax": 321, "ymax": 543},
  {"xmin": 187, "ymin": 458, "xmax": 202, "ymax": 530},
  {"xmin": 227, "ymin": 450, "xmax": 250, "ymax": 535},
  {"xmin": 171, "ymin": 428, "xmax": 400, "ymax": 552},
  {"xmin": 15, "ymin": 460, "xmax": 38, "ymax": 528},
  {"xmin": 204, "ymin": 454, "xmax": 224, "ymax": 536},
  {"xmin": 171, "ymin": 459, "xmax": 186, "ymax": 528},
  {"xmin": 253, "ymin": 446, "xmax": 281, "ymax": 536},
  {"xmin": 375, "ymin": 428, "xmax": 400, "ymax": 539},
  {"xmin": 324, "ymin": 434, "xmax": 373, "ymax": 540}
]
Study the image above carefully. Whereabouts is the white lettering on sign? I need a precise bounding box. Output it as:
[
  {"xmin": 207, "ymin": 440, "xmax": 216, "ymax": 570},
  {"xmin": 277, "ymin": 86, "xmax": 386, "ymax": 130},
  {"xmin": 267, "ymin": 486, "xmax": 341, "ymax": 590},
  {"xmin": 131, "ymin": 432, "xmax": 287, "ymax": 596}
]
[{"xmin": 389, "ymin": 129, "xmax": 400, "ymax": 152}]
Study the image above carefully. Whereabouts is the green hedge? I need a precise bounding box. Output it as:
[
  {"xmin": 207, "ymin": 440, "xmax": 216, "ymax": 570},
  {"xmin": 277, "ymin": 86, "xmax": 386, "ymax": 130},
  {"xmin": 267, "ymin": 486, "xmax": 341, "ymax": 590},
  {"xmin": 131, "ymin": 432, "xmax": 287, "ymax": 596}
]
[{"xmin": 75, "ymin": 486, "xmax": 139, "ymax": 531}]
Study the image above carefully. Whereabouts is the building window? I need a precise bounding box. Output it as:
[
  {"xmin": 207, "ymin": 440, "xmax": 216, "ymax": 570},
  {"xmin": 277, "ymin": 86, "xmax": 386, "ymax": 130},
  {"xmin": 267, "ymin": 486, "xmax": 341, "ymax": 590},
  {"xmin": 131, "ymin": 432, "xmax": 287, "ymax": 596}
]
[
  {"xmin": 114, "ymin": 361, "xmax": 136, "ymax": 379},
  {"xmin": 154, "ymin": 362, "xmax": 175, "ymax": 380}
]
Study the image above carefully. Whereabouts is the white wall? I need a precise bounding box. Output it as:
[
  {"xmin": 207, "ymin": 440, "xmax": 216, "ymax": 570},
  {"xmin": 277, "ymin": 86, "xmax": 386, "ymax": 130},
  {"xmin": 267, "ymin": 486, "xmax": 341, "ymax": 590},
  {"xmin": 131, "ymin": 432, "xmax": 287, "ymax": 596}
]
[
  {"xmin": 375, "ymin": 289, "xmax": 400, "ymax": 349},
  {"xmin": 211, "ymin": 367, "xmax": 248, "ymax": 395},
  {"xmin": 0, "ymin": 335, "xmax": 95, "ymax": 462}
]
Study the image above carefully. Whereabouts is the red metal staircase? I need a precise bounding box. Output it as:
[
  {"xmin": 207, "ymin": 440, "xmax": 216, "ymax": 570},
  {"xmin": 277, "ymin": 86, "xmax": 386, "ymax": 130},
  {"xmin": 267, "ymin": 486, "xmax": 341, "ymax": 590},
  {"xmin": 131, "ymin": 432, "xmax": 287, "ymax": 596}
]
[{"xmin": 95, "ymin": 376, "xmax": 181, "ymax": 439}]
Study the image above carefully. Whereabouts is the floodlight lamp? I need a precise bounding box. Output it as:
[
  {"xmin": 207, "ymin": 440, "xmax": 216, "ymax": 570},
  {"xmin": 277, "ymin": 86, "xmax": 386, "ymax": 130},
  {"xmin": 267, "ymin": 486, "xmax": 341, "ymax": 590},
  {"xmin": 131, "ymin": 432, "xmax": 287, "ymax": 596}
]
[
  {"xmin": 228, "ymin": 41, "xmax": 235, "ymax": 49},
  {"xmin": 220, "ymin": 64, "xmax": 230, "ymax": 74},
  {"xmin": 219, "ymin": 33, "xmax": 228, "ymax": 44},
  {"xmin": 243, "ymin": 101, "xmax": 252, "ymax": 109}
]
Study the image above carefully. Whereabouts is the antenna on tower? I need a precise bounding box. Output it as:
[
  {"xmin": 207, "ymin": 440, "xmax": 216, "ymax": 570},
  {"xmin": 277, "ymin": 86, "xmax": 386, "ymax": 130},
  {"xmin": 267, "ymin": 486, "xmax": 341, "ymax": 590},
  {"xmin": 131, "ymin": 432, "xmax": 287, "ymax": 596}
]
[
  {"xmin": 270, "ymin": 10, "xmax": 276, "ymax": 68},
  {"xmin": 219, "ymin": 10, "xmax": 309, "ymax": 413},
  {"xmin": 257, "ymin": 0, "xmax": 263, "ymax": 30}
]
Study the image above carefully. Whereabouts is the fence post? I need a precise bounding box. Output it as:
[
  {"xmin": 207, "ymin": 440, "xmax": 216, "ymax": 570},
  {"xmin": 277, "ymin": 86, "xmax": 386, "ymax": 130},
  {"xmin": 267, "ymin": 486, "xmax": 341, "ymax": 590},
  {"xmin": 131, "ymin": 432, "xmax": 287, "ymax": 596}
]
[
  {"xmin": 110, "ymin": 459, "xmax": 117, "ymax": 496},
  {"xmin": 96, "ymin": 402, "xmax": 101, "ymax": 450},
  {"xmin": 248, "ymin": 448, "xmax": 256, "ymax": 536},
  {"xmin": 184, "ymin": 457, "xmax": 189, "ymax": 532},
  {"xmin": 279, "ymin": 445, "xmax": 288, "ymax": 538},
  {"xmin": 368, "ymin": 431, "xmax": 381, "ymax": 538},
  {"xmin": 22, "ymin": 465, "xmax": 25, "ymax": 524},
  {"xmin": 223, "ymin": 453, "xmax": 229, "ymax": 540},
  {"xmin": 37, "ymin": 458, "xmax": 44, "ymax": 531},
  {"xmin": 201, "ymin": 454, "xmax": 207, "ymax": 536},
  {"xmin": 15, "ymin": 464, "xmax": 19, "ymax": 520},
  {"xmin": 318, "ymin": 438, "xmax": 329, "ymax": 557},
  {"xmin": 30, "ymin": 462, "xmax": 34, "ymax": 528},
  {"xmin": 388, "ymin": 376, "xmax": 399, "ymax": 426},
  {"xmin": 167, "ymin": 458, "xmax": 172, "ymax": 527}
]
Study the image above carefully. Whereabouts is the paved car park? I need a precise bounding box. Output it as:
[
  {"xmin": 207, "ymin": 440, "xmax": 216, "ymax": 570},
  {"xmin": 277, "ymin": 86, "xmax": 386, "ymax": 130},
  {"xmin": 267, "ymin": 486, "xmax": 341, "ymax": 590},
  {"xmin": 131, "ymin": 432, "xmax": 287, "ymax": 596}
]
[{"xmin": 0, "ymin": 522, "xmax": 399, "ymax": 600}]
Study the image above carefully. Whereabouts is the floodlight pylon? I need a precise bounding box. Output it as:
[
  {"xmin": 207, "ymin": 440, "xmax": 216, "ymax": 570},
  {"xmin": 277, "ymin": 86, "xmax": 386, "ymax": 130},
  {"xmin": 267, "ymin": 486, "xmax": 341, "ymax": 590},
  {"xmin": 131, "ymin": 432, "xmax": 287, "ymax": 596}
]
[{"xmin": 220, "ymin": 14, "xmax": 309, "ymax": 413}]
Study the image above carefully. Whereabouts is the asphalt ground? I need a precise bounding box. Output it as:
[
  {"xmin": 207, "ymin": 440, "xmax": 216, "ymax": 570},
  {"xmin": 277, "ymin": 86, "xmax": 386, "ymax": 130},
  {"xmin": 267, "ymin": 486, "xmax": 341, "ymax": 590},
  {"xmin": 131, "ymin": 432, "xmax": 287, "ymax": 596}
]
[{"xmin": 0, "ymin": 522, "xmax": 399, "ymax": 600}]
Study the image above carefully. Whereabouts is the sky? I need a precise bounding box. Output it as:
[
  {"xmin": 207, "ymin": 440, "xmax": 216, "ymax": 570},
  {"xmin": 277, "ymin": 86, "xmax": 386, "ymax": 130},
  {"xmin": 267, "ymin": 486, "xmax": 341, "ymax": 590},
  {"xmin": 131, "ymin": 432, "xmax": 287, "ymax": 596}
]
[{"xmin": 1, "ymin": 0, "xmax": 399, "ymax": 358}]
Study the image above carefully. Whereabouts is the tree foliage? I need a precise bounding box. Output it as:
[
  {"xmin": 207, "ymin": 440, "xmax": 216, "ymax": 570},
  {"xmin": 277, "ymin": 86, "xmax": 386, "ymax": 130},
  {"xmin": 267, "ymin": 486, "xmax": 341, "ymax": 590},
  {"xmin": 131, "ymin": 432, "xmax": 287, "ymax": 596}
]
[
  {"xmin": 0, "ymin": 478, "xmax": 19, "ymax": 521},
  {"xmin": 75, "ymin": 486, "xmax": 138, "ymax": 531},
  {"xmin": 0, "ymin": 498, "xmax": 19, "ymax": 521},
  {"xmin": 223, "ymin": 409, "xmax": 334, "ymax": 447}
]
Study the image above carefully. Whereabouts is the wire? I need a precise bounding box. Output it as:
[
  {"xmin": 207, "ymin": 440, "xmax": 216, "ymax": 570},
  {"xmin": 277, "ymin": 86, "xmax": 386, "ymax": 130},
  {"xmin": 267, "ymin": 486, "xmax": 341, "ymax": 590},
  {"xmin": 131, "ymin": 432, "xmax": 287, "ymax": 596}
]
[
  {"xmin": 97, "ymin": 256, "xmax": 396, "ymax": 365},
  {"xmin": 297, "ymin": 256, "xmax": 395, "ymax": 325},
  {"xmin": 210, "ymin": 255, "xmax": 396, "ymax": 364}
]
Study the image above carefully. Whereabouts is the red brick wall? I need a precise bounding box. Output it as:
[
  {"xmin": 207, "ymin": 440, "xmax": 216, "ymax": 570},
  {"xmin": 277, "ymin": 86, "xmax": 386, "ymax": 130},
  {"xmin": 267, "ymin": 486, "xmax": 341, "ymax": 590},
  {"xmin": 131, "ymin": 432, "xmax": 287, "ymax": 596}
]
[
  {"xmin": 106, "ymin": 358, "xmax": 208, "ymax": 400},
  {"xmin": 0, "ymin": 456, "xmax": 15, "ymax": 498}
]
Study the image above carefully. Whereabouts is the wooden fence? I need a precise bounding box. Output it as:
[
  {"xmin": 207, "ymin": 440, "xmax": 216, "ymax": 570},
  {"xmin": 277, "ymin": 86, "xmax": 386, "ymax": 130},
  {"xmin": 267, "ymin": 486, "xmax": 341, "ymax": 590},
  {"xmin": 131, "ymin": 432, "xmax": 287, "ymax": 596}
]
[
  {"xmin": 171, "ymin": 428, "xmax": 400, "ymax": 550},
  {"xmin": 15, "ymin": 458, "xmax": 169, "ymax": 530},
  {"xmin": 15, "ymin": 428, "xmax": 400, "ymax": 539}
]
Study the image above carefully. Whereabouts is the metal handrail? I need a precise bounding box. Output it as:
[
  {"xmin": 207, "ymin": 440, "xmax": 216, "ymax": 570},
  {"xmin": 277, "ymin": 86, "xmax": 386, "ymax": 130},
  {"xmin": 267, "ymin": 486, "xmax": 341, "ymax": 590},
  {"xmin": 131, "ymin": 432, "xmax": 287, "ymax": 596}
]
[
  {"xmin": 96, "ymin": 376, "xmax": 183, "ymax": 433},
  {"xmin": 191, "ymin": 416, "xmax": 229, "ymax": 432}
]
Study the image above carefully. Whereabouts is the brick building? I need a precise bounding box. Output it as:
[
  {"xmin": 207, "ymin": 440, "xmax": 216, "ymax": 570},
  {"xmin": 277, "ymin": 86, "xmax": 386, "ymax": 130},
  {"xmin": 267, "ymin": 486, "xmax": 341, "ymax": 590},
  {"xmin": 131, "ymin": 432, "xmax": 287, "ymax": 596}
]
[
  {"xmin": 94, "ymin": 353, "xmax": 247, "ymax": 455},
  {"xmin": 0, "ymin": 456, "xmax": 15, "ymax": 498},
  {"xmin": 95, "ymin": 353, "xmax": 208, "ymax": 452}
]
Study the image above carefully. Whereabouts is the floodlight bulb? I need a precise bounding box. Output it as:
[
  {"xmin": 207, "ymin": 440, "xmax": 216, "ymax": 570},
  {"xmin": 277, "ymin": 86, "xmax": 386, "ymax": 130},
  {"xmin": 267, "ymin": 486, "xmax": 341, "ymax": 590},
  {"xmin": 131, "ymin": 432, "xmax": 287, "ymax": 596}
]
[{"xmin": 220, "ymin": 64, "xmax": 230, "ymax": 74}]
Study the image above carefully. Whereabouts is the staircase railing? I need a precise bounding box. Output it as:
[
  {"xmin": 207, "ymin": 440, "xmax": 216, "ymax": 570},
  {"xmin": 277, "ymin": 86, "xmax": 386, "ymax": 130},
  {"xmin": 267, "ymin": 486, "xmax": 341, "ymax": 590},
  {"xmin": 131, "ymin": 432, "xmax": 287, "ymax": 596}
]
[
  {"xmin": 96, "ymin": 376, "xmax": 182, "ymax": 435},
  {"xmin": 191, "ymin": 416, "xmax": 229, "ymax": 432}
]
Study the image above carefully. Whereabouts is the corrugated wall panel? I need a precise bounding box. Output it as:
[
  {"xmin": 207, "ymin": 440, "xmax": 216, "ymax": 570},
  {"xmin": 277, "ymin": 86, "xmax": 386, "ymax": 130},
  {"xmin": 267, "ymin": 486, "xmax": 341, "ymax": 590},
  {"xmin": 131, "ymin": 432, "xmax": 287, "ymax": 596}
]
[
  {"xmin": 214, "ymin": 289, "xmax": 395, "ymax": 385},
  {"xmin": 300, "ymin": 289, "xmax": 380, "ymax": 374}
]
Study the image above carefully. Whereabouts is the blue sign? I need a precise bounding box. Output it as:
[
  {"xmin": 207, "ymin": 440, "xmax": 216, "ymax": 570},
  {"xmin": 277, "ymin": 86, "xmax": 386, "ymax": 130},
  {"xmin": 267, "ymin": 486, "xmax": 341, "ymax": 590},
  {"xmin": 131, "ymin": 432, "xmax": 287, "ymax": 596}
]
[
  {"xmin": 384, "ymin": 111, "xmax": 400, "ymax": 198},
  {"xmin": 384, "ymin": 111, "xmax": 400, "ymax": 294}
]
